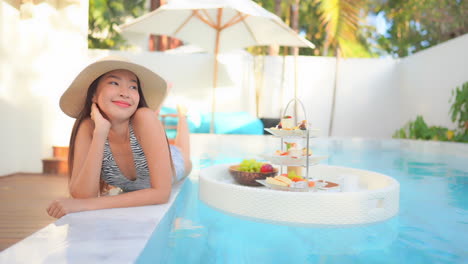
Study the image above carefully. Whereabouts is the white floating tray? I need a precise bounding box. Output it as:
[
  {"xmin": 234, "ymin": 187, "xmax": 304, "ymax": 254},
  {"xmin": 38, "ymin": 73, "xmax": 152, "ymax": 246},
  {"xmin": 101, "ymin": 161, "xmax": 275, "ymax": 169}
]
[{"xmin": 199, "ymin": 164, "xmax": 400, "ymax": 226}]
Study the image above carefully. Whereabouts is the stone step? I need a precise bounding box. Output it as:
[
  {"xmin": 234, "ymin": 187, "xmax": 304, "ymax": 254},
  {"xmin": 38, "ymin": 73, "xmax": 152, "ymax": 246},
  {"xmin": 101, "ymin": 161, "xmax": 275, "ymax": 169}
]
[
  {"xmin": 53, "ymin": 146, "xmax": 69, "ymax": 159},
  {"xmin": 42, "ymin": 158, "xmax": 68, "ymax": 175}
]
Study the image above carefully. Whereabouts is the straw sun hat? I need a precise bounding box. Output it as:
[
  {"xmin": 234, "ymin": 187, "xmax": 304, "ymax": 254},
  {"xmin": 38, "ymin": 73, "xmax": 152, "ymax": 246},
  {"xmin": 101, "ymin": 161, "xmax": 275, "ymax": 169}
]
[{"xmin": 60, "ymin": 55, "xmax": 167, "ymax": 118}]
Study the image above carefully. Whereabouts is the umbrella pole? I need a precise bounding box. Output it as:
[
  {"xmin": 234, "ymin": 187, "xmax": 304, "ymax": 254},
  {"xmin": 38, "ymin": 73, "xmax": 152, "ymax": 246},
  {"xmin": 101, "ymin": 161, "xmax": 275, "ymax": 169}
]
[
  {"xmin": 211, "ymin": 9, "xmax": 222, "ymax": 133},
  {"xmin": 211, "ymin": 52, "xmax": 219, "ymax": 133},
  {"xmin": 279, "ymin": 53, "xmax": 286, "ymax": 117},
  {"xmin": 328, "ymin": 48, "xmax": 340, "ymax": 136},
  {"xmin": 294, "ymin": 52, "xmax": 298, "ymax": 124}
]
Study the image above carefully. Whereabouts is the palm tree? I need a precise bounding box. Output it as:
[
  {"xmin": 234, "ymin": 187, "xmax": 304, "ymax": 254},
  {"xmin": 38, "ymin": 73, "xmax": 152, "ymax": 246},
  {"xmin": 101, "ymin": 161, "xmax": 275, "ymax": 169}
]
[
  {"xmin": 315, "ymin": 0, "xmax": 363, "ymax": 136},
  {"xmin": 268, "ymin": 0, "xmax": 284, "ymax": 56}
]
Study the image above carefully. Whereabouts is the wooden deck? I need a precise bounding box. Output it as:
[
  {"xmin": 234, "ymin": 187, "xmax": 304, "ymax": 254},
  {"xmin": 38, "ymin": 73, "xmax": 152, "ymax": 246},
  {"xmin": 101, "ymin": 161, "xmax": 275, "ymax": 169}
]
[{"xmin": 0, "ymin": 173, "xmax": 69, "ymax": 252}]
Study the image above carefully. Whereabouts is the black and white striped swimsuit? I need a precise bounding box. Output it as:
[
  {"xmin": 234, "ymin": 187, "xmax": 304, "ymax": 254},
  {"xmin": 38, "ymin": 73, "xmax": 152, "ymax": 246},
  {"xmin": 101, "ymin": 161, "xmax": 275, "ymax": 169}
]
[{"xmin": 100, "ymin": 123, "xmax": 185, "ymax": 192}]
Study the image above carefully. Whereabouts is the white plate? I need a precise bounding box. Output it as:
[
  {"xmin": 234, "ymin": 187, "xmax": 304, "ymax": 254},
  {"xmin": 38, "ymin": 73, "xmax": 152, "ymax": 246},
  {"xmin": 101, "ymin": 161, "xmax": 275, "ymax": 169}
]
[
  {"xmin": 264, "ymin": 128, "xmax": 320, "ymax": 138},
  {"xmin": 261, "ymin": 154, "xmax": 328, "ymax": 166},
  {"xmin": 256, "ymin": 180, "xmax": 310, "ymax": 192}
]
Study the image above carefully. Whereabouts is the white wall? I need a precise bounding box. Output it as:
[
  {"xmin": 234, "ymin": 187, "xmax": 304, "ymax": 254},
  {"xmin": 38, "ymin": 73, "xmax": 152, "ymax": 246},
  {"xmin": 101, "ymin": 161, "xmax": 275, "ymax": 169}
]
[
  {"xmin": 0, "ymin": 0, "xmax": 88, "ymax": 176},
  {"xmin": 398, "ymin": 34, "xmax": 468, "ymax": 129},
  {"xmin": 260, "ymin": 56, "xmax": 336, "ymax": 136},
  {"xmin": 258, "ymin": 56, "xmax": 399, "ymax": 138},
  {"xmin": 332, "ymin": 58, "xmax": 399, "ymax": 138}
]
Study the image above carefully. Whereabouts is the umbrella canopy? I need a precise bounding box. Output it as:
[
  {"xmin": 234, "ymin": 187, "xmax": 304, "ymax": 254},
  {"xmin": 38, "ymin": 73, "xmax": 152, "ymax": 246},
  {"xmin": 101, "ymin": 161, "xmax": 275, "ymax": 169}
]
[{"xmin": 120, "ymin": 0, "xmax": 314, "ymax": 133}]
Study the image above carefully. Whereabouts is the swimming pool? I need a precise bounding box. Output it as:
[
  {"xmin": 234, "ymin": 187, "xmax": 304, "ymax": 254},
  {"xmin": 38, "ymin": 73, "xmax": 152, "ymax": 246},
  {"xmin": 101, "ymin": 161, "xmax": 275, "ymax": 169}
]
[{"xmin": 137, "ymin": 137, "xmax": 468, "ymax": 263}]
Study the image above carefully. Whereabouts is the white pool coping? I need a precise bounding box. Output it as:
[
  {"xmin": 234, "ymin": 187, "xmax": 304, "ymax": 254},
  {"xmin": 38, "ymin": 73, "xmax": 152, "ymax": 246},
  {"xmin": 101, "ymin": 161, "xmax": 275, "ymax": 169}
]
[{"xmin": 0, "ymin": 180, "xmax": 185, "ymax": 264}]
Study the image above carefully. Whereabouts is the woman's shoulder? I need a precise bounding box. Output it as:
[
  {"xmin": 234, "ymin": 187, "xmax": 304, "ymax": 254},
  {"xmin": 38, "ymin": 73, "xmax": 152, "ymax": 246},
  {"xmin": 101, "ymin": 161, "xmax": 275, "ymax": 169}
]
[
  {"xmin": 131, "ymin": 107, "xmax": 164, "ymax": 139},
  {"xmin": 132, "ymin": 107, "xmax": 159, "ymax": 124},
  {"xmin": 77, "ymin": 117, "xmax": 95, "ymax": 135},
  {"xmin": 80, "ymin": 117, "xmax": 94, "ymax": 128}
]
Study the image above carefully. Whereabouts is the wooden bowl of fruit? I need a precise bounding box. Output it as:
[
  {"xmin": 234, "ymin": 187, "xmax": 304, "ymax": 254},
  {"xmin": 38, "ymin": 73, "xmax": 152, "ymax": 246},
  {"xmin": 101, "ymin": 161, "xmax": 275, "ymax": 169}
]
[{"xmin": 229, "ymin": 160, "xmax": 278, "ymax": 186}]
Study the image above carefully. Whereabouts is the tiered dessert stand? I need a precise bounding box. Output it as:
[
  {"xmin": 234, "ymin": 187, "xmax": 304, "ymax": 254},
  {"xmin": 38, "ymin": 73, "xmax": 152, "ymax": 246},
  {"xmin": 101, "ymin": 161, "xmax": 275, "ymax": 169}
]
[
  {"xmin": 261, "ymin": 98, "xmax": 325, "ymax": 191},
  {"xmin": 199, "ymin": 99, "xmax": 400, "ymax": 226}
]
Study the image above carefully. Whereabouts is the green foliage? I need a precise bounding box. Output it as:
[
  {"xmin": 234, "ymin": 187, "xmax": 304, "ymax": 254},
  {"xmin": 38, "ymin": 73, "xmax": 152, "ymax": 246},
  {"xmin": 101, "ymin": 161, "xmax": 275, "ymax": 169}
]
[
  {"xmin": 88, "ymin": 0, "xmax": 146, "ymax": 49},
  {"xmin": 393, "ymin": 116, "xmax": 454, "ymax": 141},
  {"xmin": 394, "ymin": 82, "xmax": 468, "ymax": 143},
  {"xmin": 408, "ymin": 116, "xmax": 431, "ymax": 140},
  {"xmin": 449, "ymin": 81, "xmax": 468, "ymax": 131},
  {"xmin": 252, "ymin": 0, "xmax": 380, "ymax": 57},
  {"xmin": 371, "ymin": 0, "xmax": 468, "ymax": 57},
  {"xmin": 253, "ymin": 0, "xmax": 467, "ymax": 58},
  {"xmin": 89, "ymin": 0, "xmax": 466, "ymax": 57}
]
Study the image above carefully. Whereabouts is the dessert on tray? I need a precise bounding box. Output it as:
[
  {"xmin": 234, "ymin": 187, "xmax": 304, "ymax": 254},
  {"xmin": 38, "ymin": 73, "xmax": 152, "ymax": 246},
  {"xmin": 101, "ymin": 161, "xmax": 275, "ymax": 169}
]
[
  {"xmin": 275, "ymin": 142, "xmax": 312, "ymax": 158},
  {"xmin": 259, "ymin": 170, "xmax": 315, "ymax": 191},
  {"xmin": 270, "ymin": 117, "xmax": 308, "ymax": 131},
  {"xmin": 271, "ymin": 116, "xmax": 308, "ymax": 130},
  {"xmin": 316, "ymin": 180, "xmax": 341, "ymax": 192},
  {"xmin": 264, "ymin": 141, "xmax": 327, "ymax": 166},
  {"xmin": 265, "ymin": 118, "xmax": 319, "ymax": 137},
  {"xmin": 278, "ymin": 116, "xmax": 298, "ymax": 130}
]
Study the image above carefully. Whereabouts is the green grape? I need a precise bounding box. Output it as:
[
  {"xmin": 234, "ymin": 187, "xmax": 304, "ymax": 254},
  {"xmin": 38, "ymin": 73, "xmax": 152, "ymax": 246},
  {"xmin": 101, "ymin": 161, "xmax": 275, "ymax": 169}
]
[{"xmin": 239, "ymin": 159, "xmax": 264, "ymax": 172}]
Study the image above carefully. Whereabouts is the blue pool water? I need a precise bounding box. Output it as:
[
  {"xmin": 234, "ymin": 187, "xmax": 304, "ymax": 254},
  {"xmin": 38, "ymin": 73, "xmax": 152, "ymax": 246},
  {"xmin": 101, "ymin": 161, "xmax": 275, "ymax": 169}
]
[{"xmin": 137, "ymin": 140, "xmax": 468, "ymax": 263}]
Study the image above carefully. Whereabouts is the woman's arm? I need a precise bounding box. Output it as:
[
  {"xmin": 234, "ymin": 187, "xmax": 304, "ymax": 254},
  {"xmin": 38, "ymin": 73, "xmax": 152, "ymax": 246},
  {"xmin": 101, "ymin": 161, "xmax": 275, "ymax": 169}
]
[
  {"xmin": 48, "ymin": 188, "xmax": 170, "ymax": 219},
  {"xmin": 69, "ymin": 103, "xmax": 111, "ymax": 198},
  {"xmin": 132, "ymin": 107, "xmax": 173, "ymax": 199},
  {"xmin": 68, "ymin": 118, "xmax": 107, "ymax": 198}
]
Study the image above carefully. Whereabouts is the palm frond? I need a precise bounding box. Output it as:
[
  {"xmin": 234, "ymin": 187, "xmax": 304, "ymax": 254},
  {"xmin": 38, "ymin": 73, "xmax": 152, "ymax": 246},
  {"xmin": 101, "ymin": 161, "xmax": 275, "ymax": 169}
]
[{"xmin": 315, "ymin": 0, "xmax": 363, "ymax": 56}]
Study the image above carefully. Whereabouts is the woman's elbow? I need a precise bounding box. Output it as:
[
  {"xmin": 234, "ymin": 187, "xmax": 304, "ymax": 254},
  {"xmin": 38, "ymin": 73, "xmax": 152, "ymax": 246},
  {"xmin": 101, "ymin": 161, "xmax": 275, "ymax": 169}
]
[
  {"xmin": 69, "ymin": 186, "xmax": 98, "ymax": 199},
  {"xmin": 152, "ymin": 188, "xmax": 171, "ymax": 204}
]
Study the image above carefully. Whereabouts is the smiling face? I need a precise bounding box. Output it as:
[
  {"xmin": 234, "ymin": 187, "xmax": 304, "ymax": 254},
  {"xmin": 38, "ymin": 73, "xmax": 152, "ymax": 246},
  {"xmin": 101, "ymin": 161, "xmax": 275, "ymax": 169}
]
[{"xmin": 92, "ymin": 69, "xmax": 141, "ymax": 121}]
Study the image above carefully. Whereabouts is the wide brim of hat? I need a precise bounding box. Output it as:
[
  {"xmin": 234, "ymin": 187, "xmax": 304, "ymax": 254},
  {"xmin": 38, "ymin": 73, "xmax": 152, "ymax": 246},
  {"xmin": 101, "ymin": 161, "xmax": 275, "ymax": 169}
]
[{"xmin": 60, "ymin": 57, "xmax": 167, "ymax": 118}]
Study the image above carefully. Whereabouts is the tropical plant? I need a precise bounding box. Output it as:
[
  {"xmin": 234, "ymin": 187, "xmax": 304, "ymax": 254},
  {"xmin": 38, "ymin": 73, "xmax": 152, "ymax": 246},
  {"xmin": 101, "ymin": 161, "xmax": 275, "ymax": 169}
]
[
  {"xmin": 315, "ymin": 0, "xmax": 372, "ymax": 57},
  {"xmin": 449, "ymin": 81, "xmax": 468, "ymax": 132},
  {"xmin": 370, "ymin": 0, "xmax": 468, "ymax": 57},
  {"xmin": 393, "ymin": 82, "xmax": 468, "ymax": 143},
  {"xmin": 88, "ymin": 0, "xmax": 146, "ymax": 49},
  {"xmin": 393, "ymin": 116, "xmax": 454, "ymax": 141},
  {"xmin": 253, "ymin": 0, "xmax": 468, "ymax": 58},
  {"xmin": 251, "ymin": 0, "xmax": 317, "ymax": 56},
  {"xmin": 252, "ymin": 0, "xmax": 377, "ymax": 57}
]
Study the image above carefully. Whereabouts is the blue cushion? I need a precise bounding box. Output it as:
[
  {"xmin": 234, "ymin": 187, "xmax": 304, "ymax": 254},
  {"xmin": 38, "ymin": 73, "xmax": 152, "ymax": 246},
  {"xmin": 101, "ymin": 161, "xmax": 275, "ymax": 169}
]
[
  {"xmin": 197, "ymin": 112, "xmax": 264, "ymax": 135},
  {"xmin": 159, "ymin": 107, "xmax": 199, "ymax": 138},
  {"xmin": 159, "ymin": 107, "xmax": 264, "ymax": 136}
]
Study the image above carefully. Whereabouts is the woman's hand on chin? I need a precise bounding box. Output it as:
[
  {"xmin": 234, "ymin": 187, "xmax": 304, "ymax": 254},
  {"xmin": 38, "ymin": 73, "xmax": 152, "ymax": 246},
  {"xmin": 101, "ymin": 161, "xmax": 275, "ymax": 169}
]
[
  {"xmin": 91, "ymin": 103, "xmax": 111, "ymax": 138},
  {"xmin": 46, "ymin": 198, "xmax": 88, "ymax": 219}
]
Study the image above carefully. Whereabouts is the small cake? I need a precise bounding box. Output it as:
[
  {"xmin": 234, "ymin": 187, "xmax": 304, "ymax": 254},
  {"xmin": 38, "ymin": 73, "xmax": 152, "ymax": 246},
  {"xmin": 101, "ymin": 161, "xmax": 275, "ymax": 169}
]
[
  {"xmin": 287, "ymin": 166, "xmax": 303, "ymax": 177},
  {"xmin": 299, "ymin": 120, "xmax": 307, "ymax": 130},
  {"xmin": 302, "ymin": 147, "xmax": 313, "ymax": 156},
  {"xmin": 275, "ymin": 175, "xmax": 293, "ymax": 186},
  {"xmin": 285, "ymin": 142, "xmax": 301, "ymax": 157},
  {"xmin": 317, "ymin": 180, "xmax": 341, "ymax": 192},
  {"xmin": 265, "ymin": 175, "xmax": 293, "ymax": 187},
  {"xmin": 281, "ymin": 116, "xmax": 294, "ymax": 129},
  {"xmin": 289, "ymin": 146, "xmax": 302, "ymax": 157}
]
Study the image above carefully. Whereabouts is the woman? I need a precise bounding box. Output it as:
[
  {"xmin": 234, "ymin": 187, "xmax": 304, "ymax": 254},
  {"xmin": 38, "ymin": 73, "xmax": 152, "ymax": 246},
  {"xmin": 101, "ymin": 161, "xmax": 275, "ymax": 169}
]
[{"xmin": 47, "ymin": 56, "xmax": 191, "ymax": 218}]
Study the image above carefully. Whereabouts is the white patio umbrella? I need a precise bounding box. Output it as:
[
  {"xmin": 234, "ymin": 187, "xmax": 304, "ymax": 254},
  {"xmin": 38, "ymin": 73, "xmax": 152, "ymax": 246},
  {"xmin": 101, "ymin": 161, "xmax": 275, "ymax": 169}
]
[{"xmin": 120, "ymin": 0, "xmax": 314, "ymax": 133}]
